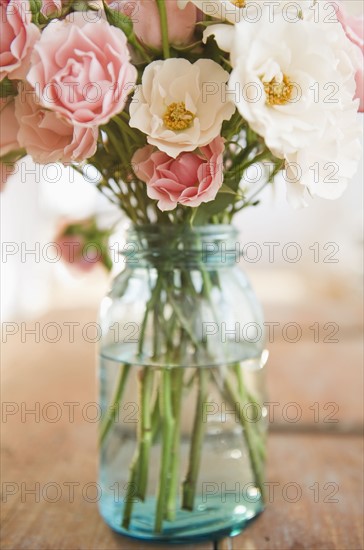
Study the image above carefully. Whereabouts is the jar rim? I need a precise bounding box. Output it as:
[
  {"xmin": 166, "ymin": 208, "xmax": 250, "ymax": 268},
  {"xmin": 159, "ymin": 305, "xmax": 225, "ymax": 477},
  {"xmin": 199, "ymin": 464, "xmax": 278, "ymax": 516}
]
[
  {"xmin": 128, "ymin": 223, "xmax": 238, "ymax": 237},
  {"xmin": 122, "ymin": 223, "xmax": 241, "ymax": 268}
]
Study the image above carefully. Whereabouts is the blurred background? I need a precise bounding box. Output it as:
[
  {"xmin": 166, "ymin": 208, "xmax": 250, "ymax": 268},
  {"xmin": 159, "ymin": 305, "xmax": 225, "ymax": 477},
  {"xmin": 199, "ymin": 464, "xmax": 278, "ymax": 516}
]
[{"xmin": 1, "ymin": 150, "xmax": 362, "ymax": 321}]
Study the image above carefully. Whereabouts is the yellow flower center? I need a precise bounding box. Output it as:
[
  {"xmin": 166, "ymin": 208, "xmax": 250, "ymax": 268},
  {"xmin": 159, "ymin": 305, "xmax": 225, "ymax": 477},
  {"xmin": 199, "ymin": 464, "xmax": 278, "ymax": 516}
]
[
  {"xmin": 262, "ymin": 75, "xmax": 293, "ymax": 106},
  {"xmin": 163, "ymin": 102, "xmax": 195, "ymax": 131},
  {"xmin": 230, "ymin": 0, "xmax": 246, "ymax": 7}
]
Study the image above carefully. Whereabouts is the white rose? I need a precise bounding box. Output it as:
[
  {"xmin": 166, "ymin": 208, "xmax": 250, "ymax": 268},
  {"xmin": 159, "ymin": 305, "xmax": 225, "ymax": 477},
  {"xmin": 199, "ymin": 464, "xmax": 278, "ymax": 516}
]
[
  {"xmin": 129, "ymin": 58, "xmax": 235, "ymax": 158},
  {"xmin": 204, "ymin": 4, "xmax": 362, "ymax": 203},
  {"xmin": 285, "ymin": 107, "xmax": 362, "ymax": 207},
  {"xmin": 205, "ymin": 10, "xmax": 359, "ymax": 158}
]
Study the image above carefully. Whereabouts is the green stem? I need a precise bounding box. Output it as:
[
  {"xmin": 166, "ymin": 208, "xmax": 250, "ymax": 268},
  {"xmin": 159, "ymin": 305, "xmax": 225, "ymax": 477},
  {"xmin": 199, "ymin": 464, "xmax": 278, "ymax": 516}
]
[
  {"xmin": 155, "ymin": 369, "xmax": 175, "ymax": 532},
  {"xmin": 182, "ymin": 368, "xmax": 208, "ymax": 510},
  {"xmin": 223, "ymin": 373, "xmax": 265, "ymax": 498},
  {"xmin": 166, "ymin": 367, "xmax": 184, "ymax": 520},
  {"xmin": 136, "ymin": 367, "xmax": 155, "ymax": 500},
  {"xmin": 152, "ymin": 302, "xmax": 161, "ymax": 362},
  {"xmin": 138, "ymin": 275, "xmax": 163, "ymax": 358},
  {"xmin": 233, "ymin": 363, "xmax": 266, "ymax": 462},
  {"xmin": 113, "ymin": 115, "xmax": 140, "ymax": 143},
  {"xmin": 167, "ymin": 292, "xmax": 200, "ymax": 349},
  {"xmin": 121, "ymin": 375, "xmax": 161, "ymax": 529},
  {"xmin": 128, "ymin": 34, "xmax": 152, "ymax": 63},
  {"xmin": 156, "ymin": 0, "xmax": 170, "ymax": 59},
  {"xmin": 99, "ymin": 364, "xmax": 131, "ymax": 446},
  {"xmin": 121, "ymin": 276, "xmax": 164, "ymax": 527},
  {"xmin": 165, "ymin": 312, "xmax": 178, "ymax": 357},
  {"xmin": 151, "ymin": 392, "xmax": 161, "ymax": 442},
  {"xmin": 137, "ymin": 307, "xmax": 150, "ymax": 357},
  {"xmin": 121, "ymin": 456, "xmax": 139, "ymax": 530}
]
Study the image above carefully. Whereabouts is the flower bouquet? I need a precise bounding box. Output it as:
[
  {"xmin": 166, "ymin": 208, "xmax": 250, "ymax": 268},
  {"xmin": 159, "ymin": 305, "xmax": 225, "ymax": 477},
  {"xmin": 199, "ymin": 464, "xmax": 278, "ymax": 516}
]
[{"xmin": 1, "ymin": 0, "xmax": 362, "ymax": 543}]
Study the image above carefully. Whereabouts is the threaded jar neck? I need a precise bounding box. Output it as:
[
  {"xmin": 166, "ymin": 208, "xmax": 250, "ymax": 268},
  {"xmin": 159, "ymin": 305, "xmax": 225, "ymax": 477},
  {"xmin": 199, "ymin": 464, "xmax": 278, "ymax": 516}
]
[{"xmin": 122, "ymin": 224, "xmax": 240, "ymax": 269}]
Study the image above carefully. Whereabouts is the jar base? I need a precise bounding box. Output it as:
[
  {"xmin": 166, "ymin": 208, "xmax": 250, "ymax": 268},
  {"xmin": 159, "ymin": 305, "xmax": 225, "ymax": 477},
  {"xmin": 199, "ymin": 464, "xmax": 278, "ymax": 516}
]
[{"xmin": 99, "ymin": 495, "xmax": 264, "ymax": 544}]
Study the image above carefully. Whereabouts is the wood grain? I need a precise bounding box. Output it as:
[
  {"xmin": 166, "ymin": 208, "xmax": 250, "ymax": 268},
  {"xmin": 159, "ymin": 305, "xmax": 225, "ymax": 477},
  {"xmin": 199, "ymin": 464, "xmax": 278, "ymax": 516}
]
[
  {"xmin": 230, "ymin": 433, "xmax": 364, "ymax": 550},
  {"xmin": 1, "ymin": 307, "xmax": 363, "ymax": 550}
]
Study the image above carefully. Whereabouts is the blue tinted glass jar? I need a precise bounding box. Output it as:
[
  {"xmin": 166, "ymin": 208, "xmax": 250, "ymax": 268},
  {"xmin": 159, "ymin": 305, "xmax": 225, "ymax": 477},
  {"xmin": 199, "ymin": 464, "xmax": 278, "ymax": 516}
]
[{"xmin": 98, "ymin": 224, "xmax": 267, "ymax": 544}]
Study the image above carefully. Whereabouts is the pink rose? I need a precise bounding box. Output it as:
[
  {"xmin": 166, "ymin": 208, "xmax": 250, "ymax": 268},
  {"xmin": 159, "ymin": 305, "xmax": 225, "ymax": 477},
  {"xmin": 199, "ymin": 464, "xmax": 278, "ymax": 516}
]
[
  {"xmin": 0, "ymin": 0, "xmax": 40, "ymax": 81},
  {"xmin": 40, "ymin": 0, "xmax": 62, "ymax": 17},
  {"xmin": 109, "ymin": 0, "xmax": 197, "ymax": 49},
  {"xmin": 27, "ymin": 12, "xmax": 137, "ymax": 126},
  {"xmin": 336, "ymin": 2, "xmax": 364, "ymax": 112},
  {"xmin": 132, "ymin": 137, "xmax": 225, "ymax": 211},
  {"xmin": 15, "ymin": 85, "xmax": 98, "ymax": 163},
  {"xmin": 0, "ymin": 97, "xmax": 20, "ymax": 157}
]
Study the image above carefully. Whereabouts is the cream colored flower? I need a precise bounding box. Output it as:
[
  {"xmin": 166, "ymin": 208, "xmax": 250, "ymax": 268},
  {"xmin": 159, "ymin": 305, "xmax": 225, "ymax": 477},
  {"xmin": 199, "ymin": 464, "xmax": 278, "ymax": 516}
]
[
  {"xmin": 204, "ymin": 7, "xmax": 361, "ymax": 158},
  {"xmin": 285, "ymin": 107, "xmax": 362, "ymax": 207},
  {"xmin": 129, "ymin": 58, "xmax": 235, "ymax": 158},
  {"xmin": 204, "ymin": 5, "xmax": 362, "ymax": 203}
]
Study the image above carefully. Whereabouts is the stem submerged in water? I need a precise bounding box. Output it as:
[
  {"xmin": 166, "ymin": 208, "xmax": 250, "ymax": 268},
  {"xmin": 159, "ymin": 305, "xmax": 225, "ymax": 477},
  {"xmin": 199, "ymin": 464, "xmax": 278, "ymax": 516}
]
[
  {"xmin": 121, "ymin": 455, "xmax": 139, "ymax": 530},
  {"xmin": 182, "ymin": 368, "xmax": 208, "ymax": 510},
  {"xmin": 222, "ymin": 371, "xmax": 265, "ymax": 498},
  {"xmin": 121, "ymin": 276, "xmax": 164, "ymax": 528},
  {"xmin": 136, "ymin": 367, "xmax": 155, "ymax": 500},
  {"xmin": 99, "ymin": 363, "xmax": 131, "ymax": 447},
  {"xmin": 166, "ymin": 367, "xmax": 184, "ymax": 521},
  {"xmin": 106, "ymin": 260, "xmax": 266, "ymax": 533},
  {"xmin": 155, "ymin": 369, "xmax": 175, "ymax": 532}
]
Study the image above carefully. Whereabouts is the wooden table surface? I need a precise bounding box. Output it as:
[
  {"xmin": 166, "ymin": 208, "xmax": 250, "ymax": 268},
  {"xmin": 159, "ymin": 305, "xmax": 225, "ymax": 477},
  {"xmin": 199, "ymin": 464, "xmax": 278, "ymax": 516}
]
[{"xmin": 1, "ymin": 298, "xmax": 363, "ymax": 550}]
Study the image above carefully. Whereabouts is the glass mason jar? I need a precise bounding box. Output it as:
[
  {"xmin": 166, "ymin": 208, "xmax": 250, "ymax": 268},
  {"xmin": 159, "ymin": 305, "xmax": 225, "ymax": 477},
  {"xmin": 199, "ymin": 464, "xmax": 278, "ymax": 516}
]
[{"xmin": 98, "ymin": 224, "xmax": 268, "ymax": 544}]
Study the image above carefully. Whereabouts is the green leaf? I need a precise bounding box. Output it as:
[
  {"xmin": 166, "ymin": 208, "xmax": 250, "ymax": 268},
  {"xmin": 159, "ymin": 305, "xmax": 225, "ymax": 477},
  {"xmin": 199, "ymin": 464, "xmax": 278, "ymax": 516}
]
[
  {"xmin": 0, "ymin": 148, "xmax": 26, "ymax": 165},
  {"xmin": 201, "ymin": 35, "xmax": 222, "ymax": 64},
  {"xmin": 192, "ymin": 192, "xmax": 235, "ymax": 225},
  {"xmin": 103, "ymin": 1, "xmax": 133, "ymax": 38},
  {"xmin": 71, "ymin": 1, "xmax": 90, "ymax": 11},
  {"xmin": 29, "ymin": 0, "xmax": 42, "ymax": 24},
  {"xmin": 0, "ymin": 78, "xmax": 17, "ymax": 99},
  {"xmin": 218, "ymin": 184, "xmax": 239, "ymax": 196}
]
